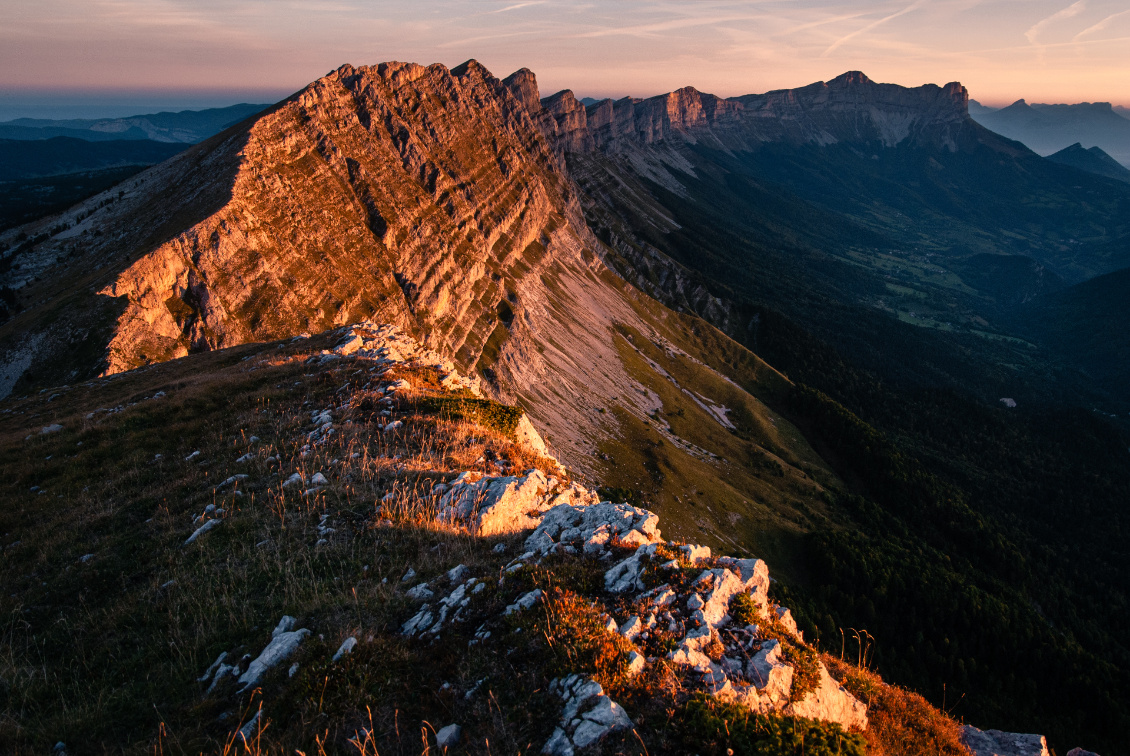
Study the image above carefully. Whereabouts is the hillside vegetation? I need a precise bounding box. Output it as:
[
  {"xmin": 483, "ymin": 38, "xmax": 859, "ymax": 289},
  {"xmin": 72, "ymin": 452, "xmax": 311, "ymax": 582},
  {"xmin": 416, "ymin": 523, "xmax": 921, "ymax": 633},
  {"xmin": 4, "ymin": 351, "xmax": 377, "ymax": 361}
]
[{"xmin": 0, "ymin": 325, "xmax": 966, "ymax": 755}]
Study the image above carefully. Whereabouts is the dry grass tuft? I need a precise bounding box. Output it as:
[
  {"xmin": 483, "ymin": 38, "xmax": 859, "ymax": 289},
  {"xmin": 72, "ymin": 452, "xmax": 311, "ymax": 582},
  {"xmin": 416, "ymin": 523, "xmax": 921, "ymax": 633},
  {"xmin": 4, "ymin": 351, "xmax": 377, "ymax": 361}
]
[{"xmin": 822, "ymin": 655, "xmax": 971, "ymax": 756}]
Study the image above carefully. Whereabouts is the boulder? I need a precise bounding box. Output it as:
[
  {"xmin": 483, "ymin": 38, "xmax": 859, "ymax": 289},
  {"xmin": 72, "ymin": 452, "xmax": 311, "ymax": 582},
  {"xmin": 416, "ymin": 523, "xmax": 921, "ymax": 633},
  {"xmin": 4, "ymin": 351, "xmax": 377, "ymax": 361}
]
[
  {"xmin": 544, "ymin": 675, "xmax": 633, "ymax": 754},
  {"xmin": 237, "ymin": 617, "xmax": 311, "ymax": 691},
  {"xmin": 440, "ymin": 470, "xmax": 552, "ymax": 535},
  {"xmin": 960, "ymin": 727, "xmax": 1050, "ymax": 756},
  {"xmin": 514, "ymin": 414, "xmax": 551, "ymax": 458},
  {"xmin": 787, "ymin": 662, "xmax": 868, "ymax": 732},
  {"xmin": 435, "ymin": 723, "xmax": 461, "ymax": 749}
]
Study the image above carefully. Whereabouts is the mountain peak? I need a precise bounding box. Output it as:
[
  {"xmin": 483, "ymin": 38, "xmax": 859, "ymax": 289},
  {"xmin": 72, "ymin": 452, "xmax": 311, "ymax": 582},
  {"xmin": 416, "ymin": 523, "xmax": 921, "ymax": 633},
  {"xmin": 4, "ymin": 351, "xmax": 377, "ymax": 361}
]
[
  {"xmin": 450, "ymin": 58, "xmax": 488, "ymax": 77},
  {"xmin": 503, "ymin": 67, "xmax": 541, "ymax": 111},
  {"xmin": 829, "ymin": 71, "xmax": 874, "ymax": 86}
]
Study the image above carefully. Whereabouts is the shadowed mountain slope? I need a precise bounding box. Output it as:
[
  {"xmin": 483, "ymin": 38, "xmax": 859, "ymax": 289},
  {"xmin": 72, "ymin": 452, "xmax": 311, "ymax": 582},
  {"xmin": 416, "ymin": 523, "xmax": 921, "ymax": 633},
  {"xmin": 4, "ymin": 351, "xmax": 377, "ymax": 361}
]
[
  {"xmin": 1016, "ymin": 266, "xmax": 1130, "ymax": 398},
  {"xmin": 531, "ymin": 70, "xmax": 1130, "ymax": 752},
  {"xmin": 0, "ymin": 103, "xmax": 270, "ymax": 144},
  {"xmin": 0, "ymin": 137, "xmax": 186, "ymax": 181},
  {"xmin": 971, "ymin": 99, "xmax": 1130, "ymax": 167},
  {"xmin": 1047, "ymin": 142, "xmax": 1130, "ymax": 183}
]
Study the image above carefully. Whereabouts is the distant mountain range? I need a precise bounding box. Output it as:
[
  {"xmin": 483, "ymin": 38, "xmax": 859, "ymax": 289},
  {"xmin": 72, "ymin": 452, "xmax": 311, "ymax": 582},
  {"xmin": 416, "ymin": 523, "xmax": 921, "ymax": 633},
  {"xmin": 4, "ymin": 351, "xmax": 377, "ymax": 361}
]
[
  {"xmin": 0, "ymin": 137, "xmax": 186, "ymax": 182},
  {"xmin": 1047, "ymin": 142, "xmax": 1130, "ymax": 183},
  {"xmin": 969, "ymin": 98, "xmax": 1130, "ymax": 167},
  {"xmin": 0, "ymin": 103, "xmax": 270, "ymax": 143},
  {"xmin": 0, "ymin": 103, "xmax": 271, "ymax": 231}
]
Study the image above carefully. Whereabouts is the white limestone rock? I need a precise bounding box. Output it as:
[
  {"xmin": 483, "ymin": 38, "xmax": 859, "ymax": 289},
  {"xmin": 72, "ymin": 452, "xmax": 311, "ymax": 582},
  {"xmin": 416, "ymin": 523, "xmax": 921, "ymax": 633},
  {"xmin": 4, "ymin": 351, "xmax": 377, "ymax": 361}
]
[
  {"xmin": 787, "ymin": 662, "xmax": 868, "ymax": 732},
  {"xmin": 514, "ymin": 413, "xmax": 551, "ymax": 458},
  {"xmin": 335, "ymin": 333, "xmax": 364, "ymax": 356},
  {"xmin": 775, "ymin": 607, "xmax": 802, "ymax": 640},
  {"xmin": 545, "ymin": 676, "xmax": 633, "ymax": 754},
  {"xmin": 505, "ymin": 588, "xmax": 543, "ymax": 615},
  {"xmin": 677, "ymin": 544, "xmax": 711, "ymax": 564},
  {"xmin": 237, "ymin": 617, "xmax": 311, "ymax": 692},
  {"xmin": 332, "ymin": 636, "xmax": 357, "ymax": 661},
  {"xmin": 527, "ymin": 501, "xmax": 661, "ymax": 556},
  {"xmin": 435, "ymin": 723, "xmax": 462, "ymax": 749},
  {"xmin": 693, "ymin": 567, "xmax": 745, "ymax": 627},
  {"xmin": 961, "ymin": 726, "xmax": 1050, "ymax": 756},
  {"xmin": 184, "ymin": 518, "xmax": 221, "ymax": 545},
  {"xmin": 542, "ymin": 727, "xmax": 573, "ymax": 756},
  {"xmin": 441, "ymin": 469, "xmax": 552, "ymax": 536},
  {"xmin": 746, "ymin": 640, "xmax": 794, "ymax": 704},
  {"xmin": 604, "ymin": 543, "xmax": 660, "ymax": 593},
  {"xmin": 401, "ymin": 606, "xmax": 434, "ymax": 636}
]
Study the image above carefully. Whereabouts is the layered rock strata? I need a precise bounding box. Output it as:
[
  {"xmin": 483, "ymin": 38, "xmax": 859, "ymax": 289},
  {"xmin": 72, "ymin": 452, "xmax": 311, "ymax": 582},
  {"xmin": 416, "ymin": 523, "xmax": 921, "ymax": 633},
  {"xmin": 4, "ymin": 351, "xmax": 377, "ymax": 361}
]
[{"xmin": 540, "ymin": 70, "xmax": 974, "ymax": 155}]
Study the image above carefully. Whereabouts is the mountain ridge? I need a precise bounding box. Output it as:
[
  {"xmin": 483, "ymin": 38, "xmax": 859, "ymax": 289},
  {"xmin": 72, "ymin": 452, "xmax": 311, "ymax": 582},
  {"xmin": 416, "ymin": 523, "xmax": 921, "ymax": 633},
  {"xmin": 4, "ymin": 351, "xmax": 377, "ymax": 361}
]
[
  {"xmin": 2, "ymin": 60, "xmax": 1130, "ymax": 752},
  {"xmin": 0, "ymin": 103, "xmax": 271, "ymax": 144},
  {"xmin": 1046, "ymin": 142, "xmax": 1130, "ymax": 183},
  {"xmin": 540, "ymin": 71, "xmax": 976, "ymax": 155},
  {"xmin": 970, "ymin": 98, "xmax": 1130, "ymax": 166}
]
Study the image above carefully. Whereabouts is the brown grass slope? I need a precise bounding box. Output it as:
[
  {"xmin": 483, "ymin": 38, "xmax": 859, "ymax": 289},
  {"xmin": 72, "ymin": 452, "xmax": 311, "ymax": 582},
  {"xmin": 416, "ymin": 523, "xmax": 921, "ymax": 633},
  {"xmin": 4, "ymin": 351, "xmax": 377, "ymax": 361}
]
[{"xmin": 0, "ymin": 332, "xmax": 967, "ymax": 755}]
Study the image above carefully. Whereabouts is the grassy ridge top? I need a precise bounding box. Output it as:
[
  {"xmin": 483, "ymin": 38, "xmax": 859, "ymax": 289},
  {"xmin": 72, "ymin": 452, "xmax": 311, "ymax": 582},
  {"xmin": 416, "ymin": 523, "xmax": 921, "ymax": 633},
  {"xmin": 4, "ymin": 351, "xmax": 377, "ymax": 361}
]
[{"xmin": 0, "ymin": 327, "xmax": 965, "ymax": 755}]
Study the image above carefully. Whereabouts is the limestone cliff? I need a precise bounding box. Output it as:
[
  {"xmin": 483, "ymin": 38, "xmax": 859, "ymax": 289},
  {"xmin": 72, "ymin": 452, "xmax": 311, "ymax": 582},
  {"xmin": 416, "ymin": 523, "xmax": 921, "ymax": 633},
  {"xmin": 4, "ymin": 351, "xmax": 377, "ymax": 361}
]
[
  {"xmin": 541, "ymin": 70, "xmax": 976, "ymax": 154},
  {"xmin": 0, "ymin": 61, "xmax": 665, "ymax": 472}
]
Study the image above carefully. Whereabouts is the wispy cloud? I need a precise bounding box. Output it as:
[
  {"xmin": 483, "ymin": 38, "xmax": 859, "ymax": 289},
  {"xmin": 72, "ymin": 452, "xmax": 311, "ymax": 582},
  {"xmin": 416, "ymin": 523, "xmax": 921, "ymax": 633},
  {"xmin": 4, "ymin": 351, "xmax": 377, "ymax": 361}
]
[
  {"xmin": 1025, "ymin": 0, "xmax": 1086, "ymax": 45},
  {"xmin": 781, "ymin": 12, "xmax": 869, "ymax": 38},
  {"xmin": 1073, "ymin": 7, "xmax": 1130, "ymax": 41},
  {"xmin": 821, "ymin": 0, "xmax": 925, "ymax": 57},
  {"xmin": 576, "ymin": 12, "xmax": 767, "ymax": 40},
  {"xmin": 487, "ymin": 1, "xmax": 546, "ymax": 12}
]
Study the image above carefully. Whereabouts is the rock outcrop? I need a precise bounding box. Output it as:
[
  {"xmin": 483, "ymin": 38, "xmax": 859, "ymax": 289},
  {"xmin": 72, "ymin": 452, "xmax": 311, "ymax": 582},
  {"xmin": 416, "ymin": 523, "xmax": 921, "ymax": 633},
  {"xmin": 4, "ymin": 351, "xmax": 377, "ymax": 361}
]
[
  {"xmin": 961, "ymin": 726, "xmax": 1051, "ymax": 756},
  {"xmin": 438, "ymin": 469, "xmax": 555, "ymax": 536},
  {"xmin": 0, "ymin": 61, "xmax": 686, "ymax": 477},
  {"xmin": 539, "ymin": 70, "xmax": 974, "ymax": 155},
  {"xmin": 410, "ymin": 417, "xmax": 869, "ymax": 736}
]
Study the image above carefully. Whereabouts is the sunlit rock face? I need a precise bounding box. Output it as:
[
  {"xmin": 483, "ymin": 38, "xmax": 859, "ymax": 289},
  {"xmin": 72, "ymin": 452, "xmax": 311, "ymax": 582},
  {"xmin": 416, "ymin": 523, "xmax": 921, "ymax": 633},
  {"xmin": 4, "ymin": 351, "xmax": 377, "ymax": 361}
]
[
  {"xmin": 0, "ymin": 59, "xmax": 676, "ymax": 476},
  {"xmin": 542, "ymin": 70, "xmax": 974, "ymax": 154},
  {"xmin": 100, "ymin": 59, "xmax": 585, "ymax": 374}
]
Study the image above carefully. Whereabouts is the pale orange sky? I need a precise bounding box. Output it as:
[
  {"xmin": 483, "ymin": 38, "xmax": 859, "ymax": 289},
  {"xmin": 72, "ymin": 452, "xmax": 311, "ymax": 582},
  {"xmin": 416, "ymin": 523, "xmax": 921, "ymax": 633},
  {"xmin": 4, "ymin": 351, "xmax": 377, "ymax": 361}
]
[{"xmin": 2, "ymin": 0, "xmax": 1129, "ymax": 112}]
